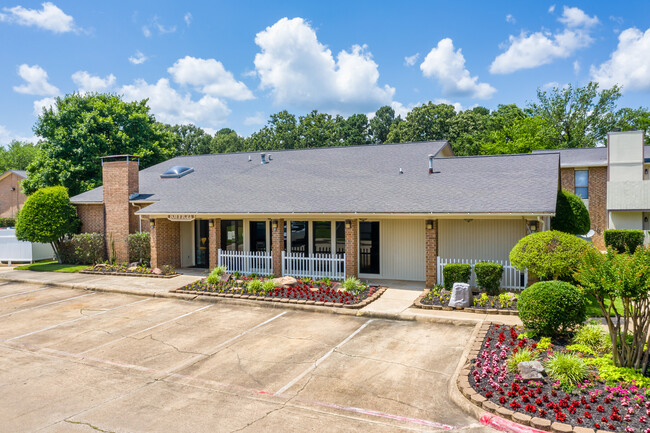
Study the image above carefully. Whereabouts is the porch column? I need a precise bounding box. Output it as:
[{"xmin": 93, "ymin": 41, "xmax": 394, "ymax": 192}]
[
  {"xmin": 345, "ymin": 219, "xmax": 358, "ymax": 278},
  {"xmin": 208, "ymin": 218, "xmax": 221, "ymax": 269},
  {"xmin": 425, "ymin": 219, "xmax": 438, "ymax": 288},
  {"xmin": 271, "ymin": 219, "xmax": 284, "ymax": 276},
  {"xmin": 150, "ymin": 218, "xmax": 181, "ymax": 269}
]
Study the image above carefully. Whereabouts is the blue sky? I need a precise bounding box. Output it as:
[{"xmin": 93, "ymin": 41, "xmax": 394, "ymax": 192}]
[{"xmin": 1, "ymin": 1, "xmax": 650, "ymax": 145}]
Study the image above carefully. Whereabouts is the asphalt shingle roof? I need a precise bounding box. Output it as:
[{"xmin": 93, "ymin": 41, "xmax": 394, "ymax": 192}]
[
  {"xmin": 71, "ymin": 141, "xmax": 559, "ymax": 215},
  {"xmin": 533, "ymin": 145, "xmax": 650, "ymax": 167}
]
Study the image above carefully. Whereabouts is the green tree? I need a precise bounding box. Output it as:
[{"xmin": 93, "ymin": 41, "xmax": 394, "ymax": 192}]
[
  {"xmin": 448, "ymin": 108, "xmax": 491, "ymax": 155},
  {"xmin": 246, "ymin": 111, "xmax": 299, "ymax": 151},
  {"xmin": 336, "ymin": 113, "xmax": 369, "ymax": 147},
  {"xmin": 297, "ymin": 110, "xmax": 337, "ymax": 148},
  {"xmin": 210, "ymin": 128, "xmax": 245, "ymax": 153},
  {"xmin": 528, "ymin": 82, "xmax": 622, "ymax": 148},
  {"xmin": 613, "ymin": 107, "xmax": 650, "ymax": 144},
  {"xmin": 164, "ymin": 124, "xmax": 213, "ymax": 155},
  {"xmin": 551, "ymin": 189, "xmax": 591, "ymax": 235},
  {"xmin": 481, "ymin": 116, "xmax": 558, "ymax": 155},
  {"xmin": 23, "ymin": 93, "xmax": 175, "ymax": 197},
  {"xmin": 386, "ymin": 102, "xmax": 456, "ymax": 144},
  {"xmin": 0, "ymin": 140, "xmax": 39, "ymax": 173},
  {"xmin": 15, "ymin": 186, "xmax": 80, "ymax": 263},
  {"xmin": 369, "ymin": 106, "xmax": 396, "ymax": 144}
]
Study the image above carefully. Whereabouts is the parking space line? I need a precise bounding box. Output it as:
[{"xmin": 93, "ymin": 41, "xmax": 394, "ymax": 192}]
[
  {"xmin": 6, "ymin": 298, "xmax": 151, "ymax": 341},
  {"xmin": 275, "ymin": 319, "xmax": 374, "ymax": 396},
  {"xmin": 166, "ymin": 311, "xmax": 288, "ymax": 374},
  {"xmin": 77, "ymin": 304, "xmax": 213, "ymax": 355},
  {"xmin": 0, "ymin": 292, "xmax": 95, "ymax": 319},
  {"xmin": 0, "ymin": 286, "xmax": 51, "ymax": 300}
]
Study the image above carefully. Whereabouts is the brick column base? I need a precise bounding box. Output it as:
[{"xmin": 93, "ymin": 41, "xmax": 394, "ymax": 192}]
[
  {"xmin": 150, "ymin": 218, "xmax": 181, "ymax": 269},
  {"xmin": 345, "ymin": 219, "xmax": 358, "ymax": 278},
  {"xmin": 425, "ymin": 220, "xmax": 438, "ymax": 288},
  {"xmin": 208, "ymin": 218, "xmax": 221, "ymax": 269},
  {"xmin": 271, "ymin": 219, "xmax": 284, "ymax": 276}
]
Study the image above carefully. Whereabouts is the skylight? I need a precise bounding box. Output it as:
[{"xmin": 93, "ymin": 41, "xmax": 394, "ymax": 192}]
[{"xmin": 160, "ymin": 166, "xmax": 194, "ymax": 179}]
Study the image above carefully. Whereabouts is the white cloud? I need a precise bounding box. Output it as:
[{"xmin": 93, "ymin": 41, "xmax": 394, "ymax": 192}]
[
  {"xmin": 0, "ymin": 125, "xmax": 36, "ymax": 145},
  {"xmin": 13, "ymin": 64, "xmax": 59, "ymax": 96},
  {"xmin": 433, "ymin": 98, "xmax": 464, "ymax": 112},
  {"xmin": 33, "ymin": 96, "xmax": 57, "ymax": 117},
  {"xmin": 420, "ymin": 38, "xmax": 496, "ymax": 99},
  {"xmin": 168, "ymin": 56, "xmax": 254, "ymax": 100},
  {"xmin": 71, "ymin": 71, "xmax": 115, "ymax": 92},
  {"xmin": 0, "ymin": 2, "xmax": 76, "ymax": 33},
  {"xmin": 253, "ymin": 17, "xmax": 395, "ymax": 113},
  {"xmin": 184, "ymin": 12, "xmax": 192, "ymax": 26},
  {"xmin": 244, "ymin": 112, "xmax": 266, "ymax": 126},
  {"xmin": 142, "ymin": 25, "xmax": 151, "ymax": 37},
  {"xmin": 129, "ymin": 50, "xmax": 148, "ymax": 65},
  {"xmin": 573, "ymin": 60, "xmax": 580, "ymax": 74},
  {"xmin": 590, "ymin": 27, "xmax": 650, "ymax": 91},
  {"xmin": 119, "ymin": 78, "xmax": 230, "ymax": 127},
  {"xmin": 506, "ymin": 14, "xmax": 515, "ymax": 24},
  {"xmin": 404, "ymin": 53, "xmax": 419, "ymax": 67},
  {"xmin": 142, "ymin": 16, "xmax": 176, "ymax": 37},
  {"xmin": 548, "ymin": 5, "xmax": 556, "ymax": 13},
  {"xmin": 490, "ymin": 6, "xmax": 598, "ymax": 74}
]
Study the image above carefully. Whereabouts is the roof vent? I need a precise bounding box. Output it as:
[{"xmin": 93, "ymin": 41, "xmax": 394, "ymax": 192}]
[
  {"xmin": 160, "ymin": 166, "xmax": 194, "ymax": 179},
  {"xmin": 260, "ymin": 153, "xmax": 268, "ymax": 164},
  {"xmin": 428, "ymin": 154, "xmax": 434, "ymax": 174}
]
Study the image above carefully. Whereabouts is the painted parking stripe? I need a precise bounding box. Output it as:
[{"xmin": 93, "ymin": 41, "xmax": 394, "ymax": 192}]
[
  {"xmin": 0, "ymin": 286, "xmax": 52, "ymax": 300},
  {"xmin": 0, "ymin": 292, "xmax": 95, "ymax": 319},
  {"xmin": 78, "ymin": 304, "xmax": 213, "ymax": 355},
  {"xmin": 7, "ymin": 298, "xmax": 150, "ymax": 341},
  {"xmin": 275, "ymin": 319, "xmax": 374, "ymax": 396},
  {"xmin": 166, "ymin": 311, "xmax": 288, "ymax": 374}
]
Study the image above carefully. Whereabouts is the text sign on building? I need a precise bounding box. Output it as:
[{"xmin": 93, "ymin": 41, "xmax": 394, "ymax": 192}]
[{"xmin": 167, "ymin": 214, "xmax": 195, "ymax": 222}]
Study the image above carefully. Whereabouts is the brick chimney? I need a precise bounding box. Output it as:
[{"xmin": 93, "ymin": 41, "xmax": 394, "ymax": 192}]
[{"xmin": 102, "ymin": 155, "xmax": 139, "ymax": 263}]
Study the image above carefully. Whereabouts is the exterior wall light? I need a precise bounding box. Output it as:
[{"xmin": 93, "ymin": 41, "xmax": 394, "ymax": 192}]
[
  {"xmin": 426, "ymin": 220, "xmax": 434, "ymax": 230},
  {"xmin": 208, "ymin": 220, "xmax": 214, "ymax": 228},
  {"xmin": 529, "ymin": 221, "xmax": 538, "ymax": 233},
  {"xmin": 272, "ymin": 220, "xmax": 278, "ymax": 230},
  {"xmin": 345, "ymin": 219, "xmax": 351, "ymax": 229},
  {"xmin": 150, "ymin": 219, "xmax": 156, "ymax": 229}
]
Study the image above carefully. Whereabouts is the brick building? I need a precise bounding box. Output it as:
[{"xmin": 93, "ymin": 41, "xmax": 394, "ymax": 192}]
[
  {"xmin": 0, "ymin": 170, "xmax": 27, "ymax": 218},
  {"xmin": 71, "ymin": 142, "xmax": 561, "ymax": 288}
]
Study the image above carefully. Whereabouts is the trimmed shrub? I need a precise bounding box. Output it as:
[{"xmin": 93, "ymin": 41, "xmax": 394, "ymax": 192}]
[
  {"xmin": 518, "ymin": 281, "xmax": 587, "ymax": 336},
  {"xmin": 551, "ymin": 189, "xmax": 591, "ymax": 235},
  {"xmin": 474, "ymin": 262, "xmax": 503, "ymax": 295},
  {"xmin": 442, "ymin": 263, "xmax": 471, "ymax": 290},
  {"xmin": 128, "ymin": 232, "xmax": 151, "ymax": 265},
  {"xmin": 58, "ymin": 233, "xmax": 105, "ymax": 265},
  {"xmin": 604, "ymin": 229, "xmax": 645, "ymax": 253},
  {"xmin": 0, "ymin": 217, "xmax": 16, "ymax": 228},
  {"xmin": 509, "ymin": 230, "xmax": 591, "ymax": 280}
]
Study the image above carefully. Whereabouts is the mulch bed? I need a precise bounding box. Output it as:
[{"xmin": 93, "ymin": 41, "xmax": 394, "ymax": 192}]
[
  {"xmin": 173, "ymin": 277, "xmax": 385, "ymax": 308},
  {"xmin": 80, "ymin": 264, "xmax": 179, "ymax": 278},
  {"xmin": 468, "ymin": 323, "xmax": 650, "ymax": 432},
  {"xmin": 413, "ymin": 288, "xmax": 519, "ymax": 316}
]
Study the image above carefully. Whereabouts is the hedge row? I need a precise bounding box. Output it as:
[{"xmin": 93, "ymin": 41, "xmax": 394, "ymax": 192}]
[
  {"xmin": 604, "ymin": 229, "xmax": 645, "ymax": 253},
  {"xmin": 442, "ymin": 261, "xmax": 503, "ymax": 295},
  {"xmin": 0, "ymin": 217, "xmax": 15, "ymax": 228},
  {"xmin": 57, "ymin": 231, "xmax": 151, "ymax": 265}
]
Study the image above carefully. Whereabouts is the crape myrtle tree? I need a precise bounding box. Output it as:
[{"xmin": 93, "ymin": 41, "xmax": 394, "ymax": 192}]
[
  {"xmin": 23, "ymin": 93, "xmax": 176, "ymax": 197},
  {"xmin": 15, "ymin": 186, "xmax": 80, "ymax": 263}
]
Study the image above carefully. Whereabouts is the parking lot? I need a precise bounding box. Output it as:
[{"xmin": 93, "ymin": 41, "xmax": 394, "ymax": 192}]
[{"xmin": 0, "ymin": 281, "xmax": 490, "ymax": 432}]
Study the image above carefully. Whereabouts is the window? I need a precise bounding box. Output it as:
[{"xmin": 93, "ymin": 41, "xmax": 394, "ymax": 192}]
[
  {"xmin": 221, "ymin": 220, "xmax": 243, "ymax": 251},
  {"xmin": 574, "ymin": 170, "xmax": 589, "ymax": 199},
  {"xmin": 249, "ymin": 221, "xmax": 267, "ymax": 252},
  {"xmin": 290, "ymin": 221, "xmax": 308, "ymax": 254},
  {"xmin": 312, "ymin": 221, "xmax": 332, "ymax": 254},
  {"xmin": 335, "ymin": 221, "xmax": 345, "ymax": 254},
  {"xmin": 160, "ymin": 166, "xmax": 194, "ymax": 178}
]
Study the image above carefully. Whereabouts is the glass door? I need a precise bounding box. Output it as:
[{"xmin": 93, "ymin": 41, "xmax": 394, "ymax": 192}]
[
  {"xmin": 194, "ymin": 220, "xmax": 209, "ymax": 268},
  {"xmin": 249, "ymin": 221, "xmax": 267, "ymax": 252},
  {"xmin": 359, "ymin": 221, "xmax": 380, "ymax": 274}
]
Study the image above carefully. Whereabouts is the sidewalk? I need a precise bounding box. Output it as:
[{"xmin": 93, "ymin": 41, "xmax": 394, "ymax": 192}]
[{"xmin": 0, "ymin": 269, "xmax": 522, "ymax": 326}]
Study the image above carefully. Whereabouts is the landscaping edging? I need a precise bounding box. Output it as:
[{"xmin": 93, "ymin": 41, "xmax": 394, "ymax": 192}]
[
  {"xmin": 413, "ymin": 289, "xmax": 519, "ymax": 316},
  {"xmin": 80, "ymin": 270, "xmax": 179, "ymax": 279},
  {"xmin": 172, "ymin": 286, "xmax": 387, "ymax": 309}
]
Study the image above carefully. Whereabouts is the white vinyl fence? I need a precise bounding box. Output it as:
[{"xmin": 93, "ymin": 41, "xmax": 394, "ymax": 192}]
[
  {"xmin": 282, "ymin": 251, "xmax": 346, "ymax": 280},
  {"xmin": 0, "ymin": 228, "xmax": 54, "ymax": 264},
  {"xmin": 217, "ymin": 249, "xmax": 273, "ymax": 275},
  {"xmin": 437, "ymin": 257, "xmax": 528, "ymax": 290}
]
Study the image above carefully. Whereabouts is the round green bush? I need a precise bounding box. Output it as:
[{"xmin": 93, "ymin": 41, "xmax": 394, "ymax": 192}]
[
  {"xmin": 474, "ymin": 262, "xmax": 503, "ymax": 295},
  {"xmin": 442, "ymin": 263, "xmax": 471, "ymax": 290},
  {"xmin": 518, "ymin": 281, "xmax": 587, "ymax": 336},
  {"xmin": 551, "ymin": 189, "xmax": 590, "ymax": 235},
  {"xmin": 509, "ymin": 230, "xmax": 591, "ymax": 280}
]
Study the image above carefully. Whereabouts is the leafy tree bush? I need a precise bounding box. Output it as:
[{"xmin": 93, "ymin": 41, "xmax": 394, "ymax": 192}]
[
  {"xmin": 509, "ymin": 230, "xmax": 591, "ymax": 280},
  {"xmin": 15, "ymin": 186, "xmax": 80, "ymax": 262},
  {"xmin": 442, "ymin": 263, "xmax": 471, "ymax": 290},
  {"xmin": 58, "ymin": 233, "xmax": 105, "ymax": 265},
  {"xmin": 127, "ymin": 232, "xmax": 151, "ymax": 265},
  {"xmin": 604, "ymin": 229, "xmax": 645, "ymax": 253},
  {"xmin": 575, "ymin": 247, "xmax": 650, "ymax": 372},
  {"xmin": 551, "ymin": 189, "xmax": 590, "ymax": 235},
  {"xmin": 518, "ymin": 281, "xmax": 587, "ymax": 336},
  {"xmin": 0, "ymin": 217, "xmax": 16, "ymax": 228},
  {"xmin": 474, "ymin": 262, "xmax": 503, "ymax": 295}
]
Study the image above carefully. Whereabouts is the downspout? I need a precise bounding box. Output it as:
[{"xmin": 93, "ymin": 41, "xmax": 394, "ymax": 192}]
[{"xmin": 537, "ymin": 216, "xmax": 545, "ymax": 232}]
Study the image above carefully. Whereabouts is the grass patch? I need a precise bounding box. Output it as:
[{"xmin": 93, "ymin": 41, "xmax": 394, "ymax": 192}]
[
  {"xmin": 585, "ymin": 293, "xmax": 625, "ymax": 317},
  {"xmin": 14, "ymin": 260, "xmax": 88, "ymax": 273}
]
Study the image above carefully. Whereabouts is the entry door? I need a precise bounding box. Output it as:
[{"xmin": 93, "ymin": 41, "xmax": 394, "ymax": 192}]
[
  {"xmin": 194, "ymin": 220, "xmax": 209, "ymax": 268},
  {"xmin": 360, "ymin": 221, "xmax": 380, "ymax": 274}
]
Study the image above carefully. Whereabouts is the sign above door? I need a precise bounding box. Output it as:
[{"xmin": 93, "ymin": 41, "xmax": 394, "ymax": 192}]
[{"xmin": 167, "ymin": 214, "xmax": 195, "ymax": 222}]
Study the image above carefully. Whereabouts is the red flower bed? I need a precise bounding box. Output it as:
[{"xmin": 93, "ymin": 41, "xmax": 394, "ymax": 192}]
[{"xmin": 470, "ymin": 324, "xmax": 650, "ymax": 432}]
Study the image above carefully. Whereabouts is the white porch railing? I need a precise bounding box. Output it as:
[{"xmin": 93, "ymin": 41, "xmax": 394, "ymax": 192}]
[
  {"xmin": 282, "ymin": 251, "xmax": 346, "ymax": 280},
  {"xmin": 437, "ymin": 257, "xmax": 528, "ymax": 290},
  {"xmin": 217, "ymin": 249, "xmax": 272, "ymax": 275}
]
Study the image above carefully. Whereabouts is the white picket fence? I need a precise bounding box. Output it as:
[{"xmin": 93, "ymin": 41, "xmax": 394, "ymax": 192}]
[
  {"xmin": 282, "ymin": 251, "xmax": 346, "ymax": 280},
  {"xmin": 0, "ymin": 228, "xmax": 54, "ymax": 264},
  {"xmin": 437, "ymin": 257, "xmax": 528, "ymax": 290},
  {"xmin": 217, "ymin": 249, "xmax": 273, "ymax": 275}
]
